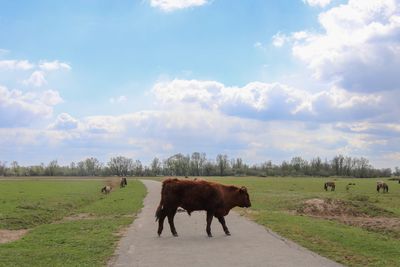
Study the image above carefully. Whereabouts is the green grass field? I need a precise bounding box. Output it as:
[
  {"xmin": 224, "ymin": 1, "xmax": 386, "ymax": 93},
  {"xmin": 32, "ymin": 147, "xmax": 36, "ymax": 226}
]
[
  {"xmin": 205, "ymin": 177, "xmax": 400, "ymax": 267},
  {"xmin": 0, "ymin": 179, "xmax": 146, "ymax": 267},
  {"xmin": 1, "ymin": 177, "xmax": 399, "ymax": 267}
]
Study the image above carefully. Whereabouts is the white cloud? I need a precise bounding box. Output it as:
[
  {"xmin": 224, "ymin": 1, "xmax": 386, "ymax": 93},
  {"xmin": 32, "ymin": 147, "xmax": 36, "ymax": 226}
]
[
  {"xmin": 272, "ymin": 31, "xmax": 309, "ymax": 47},
  {"xmin": 109, "ymin": 95, "xmax": 127, "ymax": 104},
  {"xmin": 39, "ymin": 60, "xmax": 71, "ymax": 71},
  {"xmin": 0, "ymin": 60, "xmax": 34, "ymax": 70},
  {"xmin": 272, "ymin": 33, "xmax": 289, "ymax": 47},
  {"xmin": 0, "ymin": 86, "xmax": 63, "ymax": 127},
  {"xmin": 1, "ymin": 58, "xmax": 71, "ymax": 90},
  {"xmin": 254, "ymin": 42, "xmax": 267, "ymax": 51},
  {"xmin": 290, "ymin": 0, "xmax": 400, "ymax": 92},
  {"xmin": 40, "ymin": 90, "xmax": 63, "ymax": 106},
  {"xmin": 0, "ymin": 49, "xmax": 9, "ymax": 56},
  {"xmin": 49, "ymin": 113, "xmax": 79, "ymax": 130},
  {"xmin": 35, "ymin": 104, "xmax": 398, "ymax": 167},
  {"xmin": 2, "ymin": 77, "xmax": 398, "ymax": 168},
  {"xmin": 150, "ymin": 0, "xmax": 208, "ymax": 12},
  {"xmin": 152, "ymin": 79, "xmax": 383, "ymax": 122},
  {"xmin": 303, "ymin": 0, "xmax": 332, "ymax": 8},
  {"xmin": 254, "ymin": 42, "xmax": 263, "ymax": 48},
  {"xmin": 22, "ymin": 71, "xmax": 47, "ymax": 87},
  {"xmin": 21, "ymin": 61, "xmax": 71, "ymax": 87}
]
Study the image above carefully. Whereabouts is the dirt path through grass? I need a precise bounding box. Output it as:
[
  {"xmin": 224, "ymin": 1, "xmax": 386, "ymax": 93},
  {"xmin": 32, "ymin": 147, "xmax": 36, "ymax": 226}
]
[{"xmin": 110, "ymin": 180, "xmax": 342, "ymax": 267}]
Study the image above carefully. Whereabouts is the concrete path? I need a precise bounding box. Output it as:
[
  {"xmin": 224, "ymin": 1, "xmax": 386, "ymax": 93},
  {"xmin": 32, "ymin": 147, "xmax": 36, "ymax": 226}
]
[{"xmin": 110, "ymin": 180, "xmax": 343, "ymax": 267}]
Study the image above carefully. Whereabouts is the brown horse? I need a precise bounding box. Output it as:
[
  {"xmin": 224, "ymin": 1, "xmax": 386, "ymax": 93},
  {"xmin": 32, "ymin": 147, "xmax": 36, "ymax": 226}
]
[
  {"xmin": 377, "ymin": 182, "xmax": 389, "ymax": 193},
  {"xmin": 324, "ymin": 181, "xmax": 335, "ymax": 191},
  {"xmin": 120, "ymin": 177, "xmax": 128, "ymax": 188},
  {"xmin": 101, "ymin": 185, "xmax": 112, "ymax": 194}
]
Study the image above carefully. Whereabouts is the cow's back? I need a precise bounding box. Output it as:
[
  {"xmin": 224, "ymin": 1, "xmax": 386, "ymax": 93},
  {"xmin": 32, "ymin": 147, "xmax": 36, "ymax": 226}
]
[{"xmin": 162, "ymin": 179, "xmax": 222, "ymax": 212}]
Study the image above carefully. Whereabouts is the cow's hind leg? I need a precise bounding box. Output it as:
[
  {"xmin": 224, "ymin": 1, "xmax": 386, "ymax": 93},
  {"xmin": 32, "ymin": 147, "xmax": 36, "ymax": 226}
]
[
  {"xmin": 217, "ymin": 216, "xmax": 230, "ymax": 236},
  {"xmin": 167, "ymin": 208, "xmax": 178, "ymax": 237},
  {"xmin": 157, "ymin": 209, "xmax": 167, "ymax": 236},
  {"xmin": 206, "ymin": 210, "xmax": 214, "ymax": 237}
]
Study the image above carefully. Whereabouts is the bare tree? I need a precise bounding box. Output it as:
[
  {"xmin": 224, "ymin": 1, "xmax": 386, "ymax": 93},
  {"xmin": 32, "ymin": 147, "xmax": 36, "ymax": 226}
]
[
  {"xmin": 46, "ymin": 160, "xmax": 60, "ymax": 176},
  {"xmin": 394, "ymin": 167, "xmax": 400, "ymax": 177},
  {"xmin": 203, "ymin": 161, "xmax": 215, "ymax": 176},
  {"xmin": 165, "ymin": 154, "xmax": 190, "ymax": 176},
  {"xmin": 151, "ymin": 157, "xmax": 161, "ymax": 176},
  {"xmin": 232, "ymin": 158, "xmax": 245, "ymax": 176},
  {"xmin": 133, "ymin": 160, "xmax": 143, "ymax": 176},
  {"xmin": 0, "ymin": 161, "xmax": 6, "ymax": 176},
  {"xmin": 84, "ymin": 157, "xmax": 102, "ymax": 176},
  {"xmin": 216, "ymin": 154, "xmax": 229, "ymax": 176},
  {"xmin": 108, "ymin": 156, "xmax": 133, "ymax": 176},
  {"xmin": 190, "ymin": 152, "xmax": 206, "ymax": 176}
]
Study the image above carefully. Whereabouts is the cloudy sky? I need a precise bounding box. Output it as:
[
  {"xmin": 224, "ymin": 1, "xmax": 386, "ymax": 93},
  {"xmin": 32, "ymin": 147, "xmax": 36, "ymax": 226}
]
[{"xmin": 1, "ymin": 0, "xmax": 400, "ymax": 168}]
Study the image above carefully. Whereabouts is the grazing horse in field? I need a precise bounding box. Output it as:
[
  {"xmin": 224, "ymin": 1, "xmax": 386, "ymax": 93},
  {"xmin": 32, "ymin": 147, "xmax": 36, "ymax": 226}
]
[
  {"xmin": 324, "ymin": 181, "xmax": 335, "ymax": 191},
  {"xmin": 101, "ymin": 185, "xmax": 112, "ymax": 194},
  {"xmin": 377, "ymin": 182, "xmax": 389, "ymax": 193},
  {"xmin": 120, "ymin": 177, "xmax": 128, "ymax": 188}
]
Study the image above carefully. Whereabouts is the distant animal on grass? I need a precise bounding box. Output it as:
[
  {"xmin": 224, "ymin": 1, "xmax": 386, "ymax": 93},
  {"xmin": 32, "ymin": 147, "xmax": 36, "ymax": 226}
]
[
  {"xmin": 324, "ymin": 181, "xmax": 335, "ymax": 191},
  {"xmin": 346, "ymin": 183, "xmax": 356, "ymax": 191},
  {"xmin": 101, "ymin": 185, "xmax": 112, "ymax": 194},
  {"xmin": 376, "ymin": 182, "xmax": 389, "ymax": 193},
  {"xmin": 155, "ymin": 178, "xmax": 251, "ymax": 237},
  {"xmin": 120, "ymin": 177, "xmax": 128, "ymax": 188}
]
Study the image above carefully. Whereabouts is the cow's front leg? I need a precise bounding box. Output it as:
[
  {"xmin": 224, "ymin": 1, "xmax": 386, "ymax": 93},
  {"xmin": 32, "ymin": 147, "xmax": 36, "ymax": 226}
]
[
  {"xmin": 206, "ymin": 210, "xmax": 214, "ymax": 237},
  {"xmin": 217, "ymin": 216, "xmax": 230, "ymax": 236},
  {"xmin": 167, "ymin": 209, "xmax": 178, "ymax": 237}
]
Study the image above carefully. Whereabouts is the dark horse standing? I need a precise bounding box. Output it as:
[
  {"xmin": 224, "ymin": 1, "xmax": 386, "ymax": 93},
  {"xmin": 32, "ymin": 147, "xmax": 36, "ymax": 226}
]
[
  {"xmin": 377, "ymin": 182, "xmax": 389, "ymax": 193},
  {"xmin": 324, "ymin": 181, "xmax": 335, "ymax": 191},
  {"xmin": 120, "ymin": 177, "xmax": 128, "ymax": 188}
]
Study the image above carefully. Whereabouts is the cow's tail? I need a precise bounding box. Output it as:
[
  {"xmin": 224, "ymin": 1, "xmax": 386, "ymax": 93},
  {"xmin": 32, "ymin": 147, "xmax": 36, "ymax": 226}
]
[
  {"xmin": 155, "ymin": 181, "xmax": 167, "ymax": 222},
  {"xmin": 155, "ymin": 201, "xmax": 163, "ymax": 222}
]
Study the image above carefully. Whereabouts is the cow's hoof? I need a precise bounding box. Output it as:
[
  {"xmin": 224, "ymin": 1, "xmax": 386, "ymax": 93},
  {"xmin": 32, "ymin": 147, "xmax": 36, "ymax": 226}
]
[
  {"xmin": 225, "ymin": 232, "xmax": 231, "ymax": 236},
  {"xmin": 207, "ymin": 234, "xmax": 213, "ymax": 237},
  {"xmin": 173, "ymin": 233, "xmax": 178, "ymax": 237}
]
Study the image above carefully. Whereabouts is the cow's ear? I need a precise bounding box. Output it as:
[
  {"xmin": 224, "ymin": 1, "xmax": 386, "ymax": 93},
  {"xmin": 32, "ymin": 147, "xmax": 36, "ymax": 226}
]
[{"xmin": 239, "ymin": 186, "xmax": 247, "ymax": 193}]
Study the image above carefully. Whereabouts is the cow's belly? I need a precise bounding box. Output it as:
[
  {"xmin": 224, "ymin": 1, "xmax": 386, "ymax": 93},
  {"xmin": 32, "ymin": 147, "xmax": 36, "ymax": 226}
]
[{"xmin": 180, "ymin": 202, "xmax": 207, "ymax": 212}]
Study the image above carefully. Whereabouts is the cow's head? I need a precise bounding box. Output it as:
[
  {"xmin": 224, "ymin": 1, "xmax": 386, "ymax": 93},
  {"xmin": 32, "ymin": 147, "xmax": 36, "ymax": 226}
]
[{"xmin": 237, "ymin": 186, "xmax": 251, "ymax": 208}]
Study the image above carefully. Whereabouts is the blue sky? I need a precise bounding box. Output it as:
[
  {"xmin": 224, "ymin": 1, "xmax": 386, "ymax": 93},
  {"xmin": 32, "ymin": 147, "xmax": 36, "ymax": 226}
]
[{"xmin": 1, "ymin": 0, "xmax": 400, "ymax": 168}]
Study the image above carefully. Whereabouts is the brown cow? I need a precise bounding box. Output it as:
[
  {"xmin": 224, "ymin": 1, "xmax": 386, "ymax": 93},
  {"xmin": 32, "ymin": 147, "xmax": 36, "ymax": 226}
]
[{"xmin": 155, "ymin": 178, "xmax": 251, "ymax": 237}]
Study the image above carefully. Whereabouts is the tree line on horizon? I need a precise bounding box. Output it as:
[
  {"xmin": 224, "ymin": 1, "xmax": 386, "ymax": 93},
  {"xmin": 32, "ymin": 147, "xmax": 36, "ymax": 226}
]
[{"xmin": 0, "ymin": 153, "xmax": 398, "ymax": 178}]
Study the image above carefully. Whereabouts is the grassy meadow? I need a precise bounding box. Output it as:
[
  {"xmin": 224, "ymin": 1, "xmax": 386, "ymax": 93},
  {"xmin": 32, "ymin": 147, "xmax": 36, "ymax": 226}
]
[
  {"xmin": 0, "ymin": 179, "xmax": 146, "ymax": 267},
  {"xmin": 1, "ymin": 176, "xmax": 399, "ymax": 267},
  {"xmin": 203, "ymin": 176, "xmax": 400, "ymax": 267}
]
